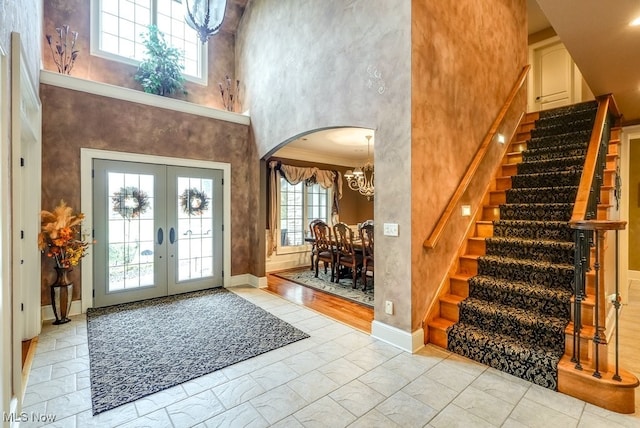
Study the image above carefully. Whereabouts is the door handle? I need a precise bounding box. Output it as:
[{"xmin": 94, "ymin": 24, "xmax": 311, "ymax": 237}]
[
  {"xmin": 170, "ymin": 227, "xmax": 176, "ymax": 244},
  {"xmin": 157, "ymin": 227, "xmax": 164, "ymax": 245}
]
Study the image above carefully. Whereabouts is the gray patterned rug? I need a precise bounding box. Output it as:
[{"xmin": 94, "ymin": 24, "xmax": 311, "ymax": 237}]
[
  {"xmin": 274, "ymin": 268, "xmax": 374, "ymax": 307},
  {"xmin": 86, "ymin": 287, "xmax": 309, "ymax": 415}
]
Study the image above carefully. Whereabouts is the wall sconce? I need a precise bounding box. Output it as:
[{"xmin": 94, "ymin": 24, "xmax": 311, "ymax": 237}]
[
  {"xmin": 461, "ymin": 205, "xmax": 471, "ymax": 217},
  {"xmin": 496, "ymin": 133, "xmax": 505, "ymax": 144}
]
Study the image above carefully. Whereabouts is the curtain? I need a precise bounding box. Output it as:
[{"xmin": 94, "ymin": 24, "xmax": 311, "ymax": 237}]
[{"xmin": 267, "ymin": 161, "xmax": 343, "ymax": 256}]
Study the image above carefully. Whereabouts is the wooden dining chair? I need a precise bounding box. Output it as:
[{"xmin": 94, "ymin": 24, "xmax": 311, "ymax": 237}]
[
  {"xmin": 333, "ymin": 222, "xmax": 363, "ymax": 289},
  {"xmin": 312, "ymin": 220, "xmax": 336, "ymax": 282},
  {"xmin": 359, "ymin": 223, "xmax": 374, "ymax": 291},
  {"xmin": 308, "ymin": 219, "xmax": 323, "ymax": 271}
]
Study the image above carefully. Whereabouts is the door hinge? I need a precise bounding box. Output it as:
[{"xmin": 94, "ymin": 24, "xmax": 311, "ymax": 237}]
[
  {"xmin": 21, "ymin": 303, "xmax": 24, "ymax": 311},
  {"xmin": 20, "ymin": 230, "xmax": 24, "ymax": 239},
  {"xmin": 221, "ymin": 178, "xmax": 224, "ymax": 185},
  {"xmin": 222, "ymin": 270, "xmax": 224, "ymax": 278},
  {"xmin": 222, "ymin": 224, "xmax": 224, "ymax": 231},
  {"xmin": 92, "ymin": 169, "xmax": 95, "ymax": 178},
  {"xmin": 93, "ymin": 289, "xmax": 95, "ymax": 298},
  {"xmin": 20, "ymin": 157, "xmax": 25, "ymax": 167}
]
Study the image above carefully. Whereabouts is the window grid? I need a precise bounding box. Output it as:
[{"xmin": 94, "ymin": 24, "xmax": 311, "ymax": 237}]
[
  {"xmin": 95, "ymin": 0, "xmax": 204, "ymax": 80},
  {"xmin": 279, "ymin": 179, "xmax": 329, "ymax": 248}
]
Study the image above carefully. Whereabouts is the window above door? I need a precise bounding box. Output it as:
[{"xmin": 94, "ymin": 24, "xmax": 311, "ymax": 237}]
[{"xmin": 90, "ymin": 0, "xmax": 207, "ymax": 84}]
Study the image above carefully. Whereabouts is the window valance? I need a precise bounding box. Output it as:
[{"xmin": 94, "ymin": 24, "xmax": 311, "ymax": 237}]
[{"xmin": 267, "ymin": 161, "xmax": 343, "ymax": 256}]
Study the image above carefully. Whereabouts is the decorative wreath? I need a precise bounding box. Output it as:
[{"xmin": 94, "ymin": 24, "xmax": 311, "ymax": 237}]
[
  {"xmin": 111, "ymin": 186, "xmax": 150, "ymax": 220},
  {"xmin": 180, "ymin": 187, "xmax": 209, "ymax": 216}
]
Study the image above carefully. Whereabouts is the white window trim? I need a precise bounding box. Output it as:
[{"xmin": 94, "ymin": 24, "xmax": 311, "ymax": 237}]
[
  {"xmin": 275, "ymin": 178, "xmax": 331, "ymax": 256},
  {"xmin": 90, "ymin": 0, "xmax": 208, "ymax": 86}
]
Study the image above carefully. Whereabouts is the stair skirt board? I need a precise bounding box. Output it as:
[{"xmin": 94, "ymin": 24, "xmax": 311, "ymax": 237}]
[{"xmin": 447, "ymin": 100, "xmax": 600, "ymax": 390}]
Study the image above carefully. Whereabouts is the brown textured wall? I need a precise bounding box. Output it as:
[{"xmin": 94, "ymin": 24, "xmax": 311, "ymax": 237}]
[
  {"xmin": 411, "ymin": 0, "xmax": 528, "ymax": 330},
  {"xmin": 40, "ymin": 83, "xmax": 254, "ymax": 305},
  {"xmin": 43, "ymin": 0, "xmax": 240, "ymax": 111}
]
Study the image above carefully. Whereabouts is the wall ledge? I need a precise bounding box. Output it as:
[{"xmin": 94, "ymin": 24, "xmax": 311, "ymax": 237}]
[{"xmin": 40, "ymin": 70, "xmax": 251, "ymax": 126}]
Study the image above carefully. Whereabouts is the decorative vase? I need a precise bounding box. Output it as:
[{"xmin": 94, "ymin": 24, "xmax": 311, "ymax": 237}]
[{"xmin": 50, "ymin": 266, "xmax": 73, "ymax": 325}]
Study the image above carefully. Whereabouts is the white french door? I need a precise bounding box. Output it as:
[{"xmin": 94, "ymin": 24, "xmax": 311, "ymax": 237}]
[{"xmin": 93, "ymin": 159, "xmax": 223, "ymax": 307}]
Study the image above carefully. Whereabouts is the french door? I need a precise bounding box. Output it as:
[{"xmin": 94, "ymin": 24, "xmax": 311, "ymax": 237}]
[{"xmin": 93, "ymin": 159, "xmax": 223, "ymax": 307}]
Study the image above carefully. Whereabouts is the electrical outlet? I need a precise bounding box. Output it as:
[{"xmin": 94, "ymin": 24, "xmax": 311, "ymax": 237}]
[{"xmin": 385, "ymin": 300, "xmax": 394, "ymax": 315}]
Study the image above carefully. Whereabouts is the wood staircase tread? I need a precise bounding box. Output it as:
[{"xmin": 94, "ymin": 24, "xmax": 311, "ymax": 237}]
[
  {"xmin": 565, "ymin": 322, "xmax": 595, "ymax": 337},
  {"xmin": 440, "ymin": 294, "xmax": 465, "ymax": 305},
  {"xmin": 558, "ymin": 357, "xmax": 639, "ymax": 388}
]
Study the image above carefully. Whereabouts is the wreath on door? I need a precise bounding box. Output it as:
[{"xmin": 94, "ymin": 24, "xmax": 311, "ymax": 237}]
[
  {"xmin": 180, "ymin": 187, "xmax": 209, "ymax": 216},
  {"xmin": 111, "ymin": 186, "xmax": 150, "ymax": 220}
]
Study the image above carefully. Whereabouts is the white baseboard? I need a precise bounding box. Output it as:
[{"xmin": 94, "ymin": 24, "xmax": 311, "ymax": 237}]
[
  {"xmin": 230, "ymin": 274, "xmax": 267, "ymax": 288},
  {"xmin": 41, "ymin": 300, "xmax": 83, "ymax": 321},
  {"xmin": 266, "ymin": 259, "xmax": 308, "ymax": 272},
  {"xmin": 371, "ymin": 320, "xmax": 425, "ymax": 353}
]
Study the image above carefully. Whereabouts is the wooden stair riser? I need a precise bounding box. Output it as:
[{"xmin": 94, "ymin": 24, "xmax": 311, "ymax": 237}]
[
  {"xmin": 603, "ymin": 169, "xmax": 615, "ymax": 187},
  {"xmin": 449, "ymin": 276, "xmax": 470, "ymax": 298},
  {"xmin": 458, "ymin": 257, "xmax": 478, "ymax": 276},
  {"xmin": 482, "ymin": 206, "xmax": 500, "ymax": 221},
  {"xmin": 510, "ymin": 141, "xmax": 527, "ymax": 153},
  {"xmin": 495, "ymin": 176, "xmax": 512, "ymax": 191},
  {"xmin": 489, "ymin": 191, "xmax": 506, "ymax": 205},
  {"xmin": 428, "ymin": 321, "xmax": 449, "ymax": 349},
  {"xmin": 606, "ymin": 154, "xmax": 617, "ymax": 170},
  {"xmin": 465, "ymin": 238, "xmax": 486, "ymax": 256},
  {"xmin": 440, "ymin": 295, "xmax": 461, "ymax": 322},
  {"xmin": 519, "ymin": 122, "xmax": 535, "ymax": 133},
  {"xmin": 570, "ymin": 297, "xmax": 595, "ymax": 328},
  {"xmin": 476, "ymin": 222, "xmax": 493, "ymax": 238},
  {"xmin": 501, "ymin": 163, "xmax": 518, "ymax": 177},
  {"xmin": 506, "ymin": 152, "xmax": 523, "ymax": 164}
]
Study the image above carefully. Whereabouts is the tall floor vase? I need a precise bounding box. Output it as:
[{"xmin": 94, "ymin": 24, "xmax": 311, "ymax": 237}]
[{"xmin": 50, "ymin": 266, "xmax": 73, "ymax": 325}]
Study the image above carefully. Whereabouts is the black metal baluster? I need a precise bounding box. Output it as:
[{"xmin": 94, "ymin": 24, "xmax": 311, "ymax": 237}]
[
  {"xmin": 613, "ymin": 229, "xmax": 622, "ymax": 381},
  {"xmin": 592, "ymin": 230, "xmax": 601, "ymax": 379}
]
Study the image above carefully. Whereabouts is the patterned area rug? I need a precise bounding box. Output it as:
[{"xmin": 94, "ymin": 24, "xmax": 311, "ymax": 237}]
[
  {"xmin": 274, "ymin": 268, "xmax": 374, "ymax": 307},
  {"xmin": 86, "ymin": 288, "xmax": 309, "ymax": 415}
]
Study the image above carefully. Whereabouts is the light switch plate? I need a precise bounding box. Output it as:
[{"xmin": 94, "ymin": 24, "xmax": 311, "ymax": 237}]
[
  {"xmin": 383, "ymin": 223, "xmax": 399, "ymax": 237},
  {"xmin": 385, "ymin": 300, "xmax": 394, "ymax": 315}
]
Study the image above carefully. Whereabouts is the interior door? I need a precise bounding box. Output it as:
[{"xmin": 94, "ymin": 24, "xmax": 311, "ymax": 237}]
[
  {"xmin": 533, "ymin": 41, "xmax": 574, "ymax": 111},
  {"xmin": 93, "ymin": 160, "xmax": 223, "ymax": 307}
]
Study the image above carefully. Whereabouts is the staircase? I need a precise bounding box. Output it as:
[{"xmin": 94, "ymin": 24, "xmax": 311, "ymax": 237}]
[{"xmin": 427, "ymin": 100, "xmax": 638, "ymax": 412}]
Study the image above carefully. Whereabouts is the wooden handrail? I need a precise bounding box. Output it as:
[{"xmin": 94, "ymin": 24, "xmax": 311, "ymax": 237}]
[
  {"xmin": 569, "ymin": 95, "xmax": 612, "ymax": 223},
  {"xmin": 424, "ymin": 65, "xmax": 530, "ymax": 249}
]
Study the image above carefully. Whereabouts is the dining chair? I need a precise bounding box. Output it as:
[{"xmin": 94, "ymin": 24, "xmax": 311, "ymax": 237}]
[
  {"xmin": 333, "ymin": 222, "xmax": 363, "ymax": 289},
  {"xmin": 308, "ymin": 219, "xmax": 323, "ymax": 271},
  {"xmin": 359, "ymin": 223, "xmax": 374, "ymax": 291},
  {"xmin": 312, "ymin": 220, "xmax": 336, "ymax": 282}
]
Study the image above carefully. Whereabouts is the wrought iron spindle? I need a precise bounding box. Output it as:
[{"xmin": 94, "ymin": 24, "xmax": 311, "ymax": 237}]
[
  {"xmin": 592, "ymin": 230, "xmax": 602, "ymax": 379},
  {"xmin": 613, "ymin": 229, "xmax": 622, "ymax": 381},
  {"xmin": 572, "ymin": 230, "xmax": 585, "ymax": 369}
]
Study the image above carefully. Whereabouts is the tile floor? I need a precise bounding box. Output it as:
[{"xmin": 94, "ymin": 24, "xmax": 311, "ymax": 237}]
[{"xmin": 21, "ymin": 285, "xmax": 640, "ymax": 427}]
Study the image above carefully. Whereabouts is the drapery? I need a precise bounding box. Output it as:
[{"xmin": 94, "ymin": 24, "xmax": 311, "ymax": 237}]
[{"xmin": 267, "ymin": 161, "xmax": 342, "ymax": 256}]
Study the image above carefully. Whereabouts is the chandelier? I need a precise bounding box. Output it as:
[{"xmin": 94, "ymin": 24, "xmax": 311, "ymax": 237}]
[
  {"xmin": 344, "ymin": 135, "xmax": 374, "ymax": 201},
  {"xmin": 184, "ymin": 0, "xmax": 227, "ymax": 43}
]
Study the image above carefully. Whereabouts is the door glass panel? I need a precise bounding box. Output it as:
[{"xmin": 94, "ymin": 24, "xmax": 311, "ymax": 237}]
[
  {"xmin": 107, "ymin": 172, "xmax": 155, "ymax": 291},
  {"xmin": 176, "ymin": 176, "xmax": 214, "ymax": 281}
]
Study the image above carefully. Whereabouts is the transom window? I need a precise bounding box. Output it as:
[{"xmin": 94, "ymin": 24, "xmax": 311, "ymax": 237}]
[
  {"xmin": 91, "ymin": 0, "xmax": 207, "ymax": 84},
  {"xmin": 279, "ymin": 178, "xmax": 330, "ymax": 248}
]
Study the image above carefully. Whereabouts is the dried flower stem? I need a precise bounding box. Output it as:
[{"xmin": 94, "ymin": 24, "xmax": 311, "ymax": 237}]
[
  {"xmin": 46, "ymin": 25, "xmax": 79, "ymax": 75},
  {"xmin": 218, "ymin": 75, "xmax": 240, "ymax": 112}
]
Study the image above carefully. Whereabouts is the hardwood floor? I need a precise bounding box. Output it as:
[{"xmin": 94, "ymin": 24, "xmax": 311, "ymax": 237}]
[{"xmin": 266, "ymin": 273, "xmax": 374, "ymax": 333}]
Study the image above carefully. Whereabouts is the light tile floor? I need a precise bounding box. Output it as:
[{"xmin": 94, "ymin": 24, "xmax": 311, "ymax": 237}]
[{"xmin": 21, "ymin": 285, "xmax": 640, "ymax": 427}]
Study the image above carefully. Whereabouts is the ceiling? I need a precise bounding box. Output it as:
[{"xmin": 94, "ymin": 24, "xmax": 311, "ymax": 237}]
[
  {"xmin": 241, "ymin": 1, "xmax": 640, "ymax": 163},
  {"xmin": 536, "ymin": 0, "xmax": 640, "ymax": 124}
]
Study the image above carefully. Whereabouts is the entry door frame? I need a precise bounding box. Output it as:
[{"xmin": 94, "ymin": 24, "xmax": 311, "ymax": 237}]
[
  {"xmin": 527, "ymin": 36, "xmax": 584, "ymax": 112},
  {"xmin": 80, "ymin": 148, "xmax": 231, "ymax": 312}
]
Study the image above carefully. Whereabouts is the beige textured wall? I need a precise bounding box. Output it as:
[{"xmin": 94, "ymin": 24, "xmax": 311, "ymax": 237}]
[
  {"xmin": 411, "ymin": 0, "xmax": 528, "ymax": 330},
  {"xmin": 629, "ymin": 138, "xmax": 640, "ymax": 271},
  {"xmin": 237, "ymin": 0, "xmax": 413, "ymax": 329},
  {"xmin": 40, "ymin": 84, "xmax": 255, "ymax": 305},
  {"xmin": 43, "ymin": 0, "xmax": 241, "ymax": 110}
]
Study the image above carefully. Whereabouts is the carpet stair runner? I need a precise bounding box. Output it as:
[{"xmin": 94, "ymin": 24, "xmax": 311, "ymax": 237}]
[{"xmin": 446, "ymin": 100, "xmax": 598, "ymax": 390}]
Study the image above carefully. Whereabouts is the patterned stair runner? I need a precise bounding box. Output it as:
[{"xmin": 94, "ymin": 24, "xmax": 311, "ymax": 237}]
[{"xmin": 447, "ymin": 100, "xmax": 598, "ymax": 390}]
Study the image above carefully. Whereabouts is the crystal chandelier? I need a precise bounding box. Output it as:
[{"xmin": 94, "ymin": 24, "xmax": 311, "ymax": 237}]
[
  {"xmin": 344, "ymin": 135, "xmax": 374, "ymax": 201},
  {"xmin": 184, "ymin": 0, "xmax": 227, "ymax": 43}
]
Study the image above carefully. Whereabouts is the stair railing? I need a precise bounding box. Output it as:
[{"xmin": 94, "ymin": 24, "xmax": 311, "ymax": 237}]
[
  {"xmin": 569, "ymin": 94, "xmax": 623, "ymax": 379},
  {"xmin": 423, "ymin": 65, "xmax": 530, "ymax": 249}
]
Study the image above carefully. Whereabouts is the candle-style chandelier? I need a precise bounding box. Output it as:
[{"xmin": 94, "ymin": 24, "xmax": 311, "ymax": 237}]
[
  {"xmin": 184, "ymin": 0, "xmax": 227, "ymax": 43},
  {"xmin": 344, "ymin": 135, "xmax": 374, "ymax": 201}
]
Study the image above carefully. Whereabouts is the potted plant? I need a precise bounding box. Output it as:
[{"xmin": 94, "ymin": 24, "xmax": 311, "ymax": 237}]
[
  {"xmin": 38, "ymin": 200, "xmax": 90, "ymax": 324},
  {"xmin": 135, "ymin": 25, "xmax": 186, "ymax": 97}
]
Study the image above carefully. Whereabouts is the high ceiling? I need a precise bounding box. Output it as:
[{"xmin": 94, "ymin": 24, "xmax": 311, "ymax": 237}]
[
  {"xmin": 536, "ymin": 0, "xmax": 640, "ymax": 124},
  {"xmin": 234, "ymin": 1, "xmax": 640, "ymax": 163}
]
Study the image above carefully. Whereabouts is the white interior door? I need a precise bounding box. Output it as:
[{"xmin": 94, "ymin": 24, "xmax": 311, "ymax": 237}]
[
  {"xmin": 533, "ymin": 41, "xmax": 574, "ymax": 110},
  {"xmin": 93, "ymin": 159, "xmax": 223, "ymax": 307}
]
